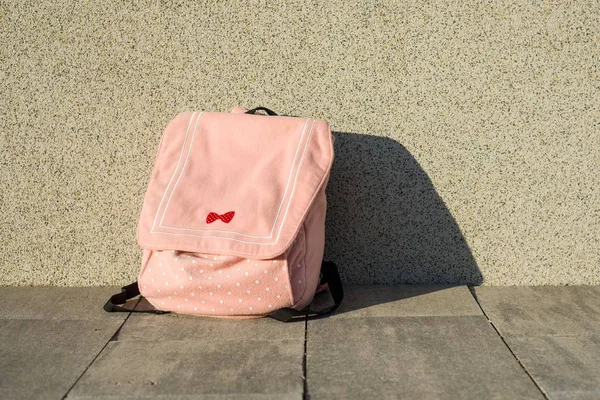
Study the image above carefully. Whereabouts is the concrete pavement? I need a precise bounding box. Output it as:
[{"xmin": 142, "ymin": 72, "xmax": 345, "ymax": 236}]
[{"xmin": 1, "ymin": 285, "xmax": 599, "ymax": 399}]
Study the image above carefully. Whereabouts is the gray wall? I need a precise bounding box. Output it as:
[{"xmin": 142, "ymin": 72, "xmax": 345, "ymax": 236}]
[{"xmin": 1, "ymin": 1, "xmax": 599, "ymax": 286}]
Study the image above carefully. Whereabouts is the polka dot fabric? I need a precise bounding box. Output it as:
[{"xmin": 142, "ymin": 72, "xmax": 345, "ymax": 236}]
[{"xmin": 139, "ymin": 250, "xmax": 298, "ymax": 317}]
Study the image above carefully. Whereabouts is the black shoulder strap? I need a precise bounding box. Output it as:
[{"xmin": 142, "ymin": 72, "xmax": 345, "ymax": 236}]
[
  {"xmin": 104, "ymin": 261, "xmax": 343, "ymax": 321},
  {"xmin": 269, "ymin": 261, "xmax": 344, "ymax": 322},
  {"xmin": 103, "ymin": 282, "xmax": 168, "ymax": 314}
]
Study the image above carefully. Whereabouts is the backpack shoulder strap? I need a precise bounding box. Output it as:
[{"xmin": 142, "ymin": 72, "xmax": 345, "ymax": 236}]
[
  {"xmin": 269, "ymin": 261, "xmax": 344, "ymax": 322},
  {"xmin": 103, "ymin": 282, "xmax": 168, "ymax": 314}
]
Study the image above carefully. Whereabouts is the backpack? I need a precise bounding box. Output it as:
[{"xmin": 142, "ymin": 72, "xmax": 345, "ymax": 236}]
[{"xmin": 104, "ymin": 107, "xmax": 343, "ymax": 321}]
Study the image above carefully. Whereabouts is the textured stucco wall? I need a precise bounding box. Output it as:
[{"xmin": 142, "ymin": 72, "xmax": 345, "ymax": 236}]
[{"xmin": 1, "ymin": 1, "xmax": 599, "ymax": 286}]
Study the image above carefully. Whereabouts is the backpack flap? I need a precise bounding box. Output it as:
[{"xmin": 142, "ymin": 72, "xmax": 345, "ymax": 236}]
[{"xmin": 137, "ymin": 111, "xmax": 334, "ymax": 259}]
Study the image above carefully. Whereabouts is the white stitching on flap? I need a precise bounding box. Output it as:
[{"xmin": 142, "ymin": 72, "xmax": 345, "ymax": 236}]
[{"xmin": 151, "ymin": 112, "xmax": 200, "ymax": 233}]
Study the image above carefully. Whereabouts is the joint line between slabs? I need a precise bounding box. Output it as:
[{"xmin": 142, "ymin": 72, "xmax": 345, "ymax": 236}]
[
  {"xmin": 61, "ymin": 299, "xmax": 138, "ymax": 399},
  {"xmin": 468, "ymin": 286, "xmax": 549, "ymax": 400},
  {"xmin": 303, "ymin": 315, "xmax": 310, "ymax": 400}
]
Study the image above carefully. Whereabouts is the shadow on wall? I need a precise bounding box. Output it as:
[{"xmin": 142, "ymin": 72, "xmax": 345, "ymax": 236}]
[{"xmin": 324, "ymin": 132, "xmax": 482, "ymax": 285}]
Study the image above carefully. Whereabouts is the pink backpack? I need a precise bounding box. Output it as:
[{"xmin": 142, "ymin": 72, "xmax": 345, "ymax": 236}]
[{"xmin": 105, "ymin": 107, "xmax": 343, "ymax": 321}]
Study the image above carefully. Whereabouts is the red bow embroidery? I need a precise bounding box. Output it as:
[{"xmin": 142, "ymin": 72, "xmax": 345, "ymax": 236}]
[{"xmin": 206, "ymin": 211, "xmax": 235, "ymax": 224}]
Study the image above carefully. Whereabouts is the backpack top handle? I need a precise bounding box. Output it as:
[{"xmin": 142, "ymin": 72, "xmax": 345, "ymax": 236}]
[{"xmin": 245, "ymin": 107, "xmax": 278, "ymax": 116}]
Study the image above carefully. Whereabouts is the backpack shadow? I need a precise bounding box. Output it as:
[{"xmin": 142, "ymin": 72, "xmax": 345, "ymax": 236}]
[{"xmin": 320, "ymin": 131, "xmax": 483, "ymax": 315}]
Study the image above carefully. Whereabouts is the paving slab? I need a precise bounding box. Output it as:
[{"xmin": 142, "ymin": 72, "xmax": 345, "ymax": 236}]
[
  {"xmin": 118, "ymin": 308, "xmax": 304, "ymax": 342},
  {"xmin": 0, "ymin": 318, "xmax": 125, "ymax": 400},
  {"xmin": 67, "ymin": 339, "xmax": 303, "ymax": 399},
  {"xmin": 310, "ymin": 285, "xmax": 482, "ymax": 318},
  {"xmin": 473, "ymin": 286, "xmax": 600, "ymax": 337},
  {"xmin": 473, "ymin": 286, "xmax": 600, "ymax": 398},
  {"xmin": 0, "ymin": 287, "xmax": 129, "ymax": 320},
  {"xmin": 505, "ymin": 335, "xmax": 600, "ymax": 400},
  {"xmin": 307, "ymin": 316, "xmax": 543, "ymax": 400}
]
